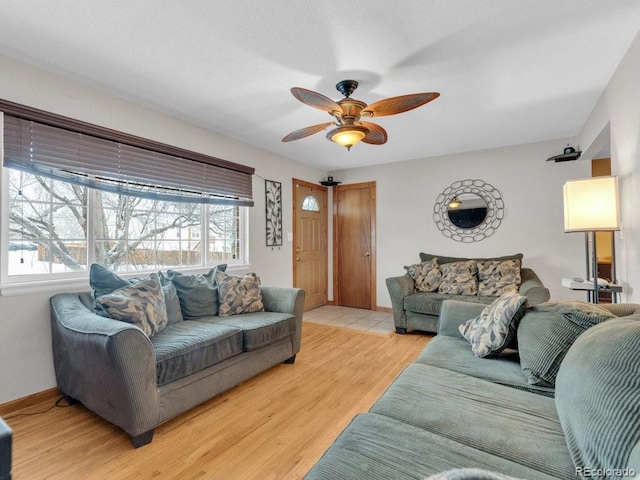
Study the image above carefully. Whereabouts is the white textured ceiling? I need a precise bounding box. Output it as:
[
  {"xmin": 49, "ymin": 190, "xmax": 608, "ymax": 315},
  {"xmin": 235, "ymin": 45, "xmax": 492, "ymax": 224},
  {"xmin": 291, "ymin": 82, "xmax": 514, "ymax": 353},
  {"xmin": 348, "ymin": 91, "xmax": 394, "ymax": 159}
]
[{"xmin": 0, "ymin": 1, "xmax": 639, "ymax": 171}]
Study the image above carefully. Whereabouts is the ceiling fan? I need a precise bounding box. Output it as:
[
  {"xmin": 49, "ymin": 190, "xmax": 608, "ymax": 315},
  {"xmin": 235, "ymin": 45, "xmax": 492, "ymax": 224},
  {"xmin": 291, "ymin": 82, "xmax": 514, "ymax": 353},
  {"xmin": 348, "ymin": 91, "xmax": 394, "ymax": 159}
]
[{"xmin": 282, "ymin": 80, "xmax": 440, "ymax": 151}]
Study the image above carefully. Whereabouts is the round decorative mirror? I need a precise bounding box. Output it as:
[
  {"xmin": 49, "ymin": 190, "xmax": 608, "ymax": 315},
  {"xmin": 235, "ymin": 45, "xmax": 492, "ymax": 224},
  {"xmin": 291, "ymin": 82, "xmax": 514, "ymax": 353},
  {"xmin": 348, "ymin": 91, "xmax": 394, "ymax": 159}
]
[
  {"xmin": 433, "ymin": 179, "xmax": 504, "ymax": 242},
  {"xmin": 447, "ymin": 193, "xmax": 488, "ymax": 229}
]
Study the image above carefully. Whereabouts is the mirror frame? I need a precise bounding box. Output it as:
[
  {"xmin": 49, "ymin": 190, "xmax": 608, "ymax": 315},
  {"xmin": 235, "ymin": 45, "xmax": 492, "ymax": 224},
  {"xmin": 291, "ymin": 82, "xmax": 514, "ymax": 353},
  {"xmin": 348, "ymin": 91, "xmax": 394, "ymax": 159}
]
[{"xmin": 433, "ymin": 179, "xmax": 504, "ymax": 242}]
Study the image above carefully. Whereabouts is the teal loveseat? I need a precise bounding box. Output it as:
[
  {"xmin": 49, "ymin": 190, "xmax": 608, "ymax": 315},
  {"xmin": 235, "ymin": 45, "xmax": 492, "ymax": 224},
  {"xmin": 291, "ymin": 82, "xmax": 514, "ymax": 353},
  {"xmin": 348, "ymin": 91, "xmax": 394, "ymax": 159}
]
[
  {"xmin": 306, "ymin": 300, "xmax": 640, "ymax": 479},
  {"xmin": 51, "ymin": 285, "xmax": 304, "ymax": 447}
]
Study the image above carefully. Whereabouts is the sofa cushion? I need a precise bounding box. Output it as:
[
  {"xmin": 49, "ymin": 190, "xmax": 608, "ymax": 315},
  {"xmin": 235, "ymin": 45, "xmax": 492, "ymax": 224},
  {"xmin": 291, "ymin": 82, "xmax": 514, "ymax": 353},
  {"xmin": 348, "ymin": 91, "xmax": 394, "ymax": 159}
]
[
  {"xmin": 162, "ymin": 265, "xmax": 227, "ymax": 319},
  {"xmin": 426, "ymin": 469, "xmax": 524, "ymax": 480},
  {"xmin": 304, "ymin": 413, "xmax": 559, "ymax": 480},
  {"xmin": 404, "ymin": 292, "xmax": 493, "ymax": 317},
  {"xmin": 207, "ymin": 311, "xmax": 295, "ymax": 351},
  {"xmin": 518, "ymin": 301, "xmax": 615, "ymax": 387},
  {"xmin": 477, "ymin": 259, "xmax": 521, "ymax": 297},
  {"xmin": 97, "ymin": 273, "xmax": 169, "ymax": 337},
  {"xmin": 420, "ymin": 252, "xmax": 523, "ymax": 265},
  {"xmin": 89, "ymin": 263, "xmax": 130, "ymax": 298},
  {"xmin": 161, "ymin": 281, "xmax": 184, "ymax": 325},
  {"xmin": 438, "ymin": 260, "xmax": 478, "ymax": 295},
  {"xmin": 556, "ymin": 316, "xmax": 640, "ymax": 475},
  {"xmin": 414, "ymin": 335, "xmax": 554, "ymax": 396},
  {"xmin": 459, "ymin": 291, "xmax": 528, "ymax": 357},
  {"xmin": 90, "ymin": 263, "xmax": 184, "ymax": 324},
  {"xmin": 369, "ymin": 363, "xmax": 575, "ymax": 478},
  {"xmin": 216, "ymin": 271, "xmax": 265, "ymax": 316},
  {"xmin": 150, "ymin": 320, "xmax": 243, "ymax": 386},
  {"xmin": 404, "ymin": 258, "xmax": 442, "ymax": 292}
]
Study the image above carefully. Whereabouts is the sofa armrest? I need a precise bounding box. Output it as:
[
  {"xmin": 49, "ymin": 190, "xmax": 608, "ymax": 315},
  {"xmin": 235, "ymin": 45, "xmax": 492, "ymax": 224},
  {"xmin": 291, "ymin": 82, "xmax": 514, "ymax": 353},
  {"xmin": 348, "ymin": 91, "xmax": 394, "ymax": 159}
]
[
  {"xmin": 386, "ymin": 274, "xmax": 415, "ymax": 329},
  {"xmin": 260, "ymin": 286, "xmax": 305, "ymax": 353},
  {"xmin": 519, "ymin": 268, "xmax": 550, "ymax": 305},
  {"xmin": 0, "ymin": 417, "xmax": 11, "ymax": 480},
  {"xmin": 438, "ymin": 300, "xmax": 486, "ymax": 338},
  {"xmin": 50, "ymin": 293, "xmax": 160, "ymax": 437}
]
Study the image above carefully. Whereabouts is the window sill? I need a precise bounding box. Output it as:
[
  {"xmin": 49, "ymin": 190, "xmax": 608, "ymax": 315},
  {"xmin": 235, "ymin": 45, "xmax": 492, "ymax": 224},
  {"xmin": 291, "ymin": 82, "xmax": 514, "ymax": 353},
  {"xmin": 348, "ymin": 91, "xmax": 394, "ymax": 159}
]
[{"xmin": 0, "ymin": 263, "xmax": 251, "ymax": 297}]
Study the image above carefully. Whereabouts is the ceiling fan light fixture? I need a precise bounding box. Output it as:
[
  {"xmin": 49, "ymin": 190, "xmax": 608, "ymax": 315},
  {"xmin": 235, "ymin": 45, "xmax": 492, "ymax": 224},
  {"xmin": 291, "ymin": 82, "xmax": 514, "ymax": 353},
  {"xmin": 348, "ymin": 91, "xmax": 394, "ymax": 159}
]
[
  {"xmin": 327, "ymin": 125, "xmax": 368, "ymax": 151},
  {"xmin": 448, "ymin": 196, "xmax": 462, "ymax": 208}
]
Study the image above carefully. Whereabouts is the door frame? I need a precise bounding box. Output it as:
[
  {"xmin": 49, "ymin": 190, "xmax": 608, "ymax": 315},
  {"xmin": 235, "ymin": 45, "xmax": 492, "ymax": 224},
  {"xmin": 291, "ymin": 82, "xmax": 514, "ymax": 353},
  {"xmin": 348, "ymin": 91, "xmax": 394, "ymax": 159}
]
[
  {"xmin": 332, "ymin": 181, "xmax": 377, "ymax": 310},
  {"xmin": 292, "ymin": 178, "xmax": 329, "ymax": 307}
]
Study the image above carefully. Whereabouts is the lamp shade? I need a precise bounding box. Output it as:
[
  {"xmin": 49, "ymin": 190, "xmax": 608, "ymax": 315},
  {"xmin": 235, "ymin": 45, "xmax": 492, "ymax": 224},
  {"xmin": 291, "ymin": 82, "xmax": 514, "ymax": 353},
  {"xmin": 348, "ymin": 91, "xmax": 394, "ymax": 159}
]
[
  {"xmin": 327, "ymin": 125, "xmax": 368, "ymax": 150},
  {"xmin": 563, "ymin": 176, "xmax": 620, "ymax": 232}
]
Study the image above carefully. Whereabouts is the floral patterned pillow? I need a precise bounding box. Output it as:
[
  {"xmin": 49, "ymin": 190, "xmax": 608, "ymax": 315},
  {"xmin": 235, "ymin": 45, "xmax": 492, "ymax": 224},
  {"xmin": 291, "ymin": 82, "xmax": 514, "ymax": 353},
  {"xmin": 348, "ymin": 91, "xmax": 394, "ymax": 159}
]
[
  {"xmin": 458, "ymin": 291, "xmax": 528, "ymax": 357},
  {"xmin": 216, "ymin": 271, "xmax": 265, "ymax": 316},
  {"xmin": 438, "ymin": 260, "xmax": 478, "ymax": 295},
  {"xmin": 97, "ymin": 273, "xmax": 168, "ymax": 337},
  {"xmin": 404, "ymin": 258, "xmax": 442, "ymax": 292},
  {"xmin": 477, "ymin": 259, "xmax": 521, "ymax": 297}
]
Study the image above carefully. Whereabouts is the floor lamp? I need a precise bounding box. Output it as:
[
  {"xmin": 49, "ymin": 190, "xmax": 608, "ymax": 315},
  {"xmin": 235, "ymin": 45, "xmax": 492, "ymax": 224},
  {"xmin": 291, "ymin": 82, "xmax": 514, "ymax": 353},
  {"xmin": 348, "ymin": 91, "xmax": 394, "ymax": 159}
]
[{"xmin": 563, "ymin": 176, "xmax": 620, "ymax": 303}]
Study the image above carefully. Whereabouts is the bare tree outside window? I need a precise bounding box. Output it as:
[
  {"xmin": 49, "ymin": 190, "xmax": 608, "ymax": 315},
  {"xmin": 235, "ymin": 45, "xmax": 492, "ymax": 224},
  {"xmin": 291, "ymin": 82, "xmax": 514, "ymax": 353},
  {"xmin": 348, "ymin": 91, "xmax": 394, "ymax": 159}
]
[{"xmin": 7, "ymin": 170, "xmax": 241, "ymax": 276}]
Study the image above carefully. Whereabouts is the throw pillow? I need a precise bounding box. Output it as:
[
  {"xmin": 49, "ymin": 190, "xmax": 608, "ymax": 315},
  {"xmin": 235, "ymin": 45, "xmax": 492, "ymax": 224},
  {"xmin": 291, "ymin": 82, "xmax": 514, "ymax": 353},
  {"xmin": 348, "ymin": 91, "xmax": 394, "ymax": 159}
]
[
  {"xmin": 404, "ymin": 258, "xmax": 441, "ymax": 292},
  {"xmin": 517, "ymin": 301, "xmax": 616, "ymax": 387},
  {"xmin": 89, "ymin": 263, "xmax": 183, "ymax": 324},
  {"xmin": 160, "ymin": 280, "xmax": 184, "ymax": 324},
  {"xmin": 96, "ymin": 273, "xmax": 168, "ymax": 337},
  {"xmin": 438, "ymin": 260, "xmax": 478, "ymax": 295},
  {"xmin": 161, "ymin": 264, "xmax": 227, "ymax": 319},
  {"xmin": 477, "ymin": 258, "xmax": 522, "ymax": 296},
  {"xmin": 216, "ymin": 271, "xmax": 264, "ymax": 316},
  {"xmin": 89, "ymin": 263, "xmax": 130, "ymax": 299},
  {"xmin": 458, "ymin": 291, "xmax": 528, "ymax": 357}
]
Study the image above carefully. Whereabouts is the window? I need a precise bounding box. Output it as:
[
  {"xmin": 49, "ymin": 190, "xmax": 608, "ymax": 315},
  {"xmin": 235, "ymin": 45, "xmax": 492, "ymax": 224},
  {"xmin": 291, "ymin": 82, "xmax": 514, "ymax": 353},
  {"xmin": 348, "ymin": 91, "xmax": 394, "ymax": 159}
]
[
  {"xmin": 302, "ymin": 195, "xmax": 320, "ymax": 212},
  {"xmin": 1, "ymin": 101, "xmax": 252, "ymax": 287},
  {"xmin": 3, "ymin": 169, "xmax": 245, "ymax": 282},
  {"xmin": 8, "ymin": 170, "xmax": 87, "ymax": 276}
]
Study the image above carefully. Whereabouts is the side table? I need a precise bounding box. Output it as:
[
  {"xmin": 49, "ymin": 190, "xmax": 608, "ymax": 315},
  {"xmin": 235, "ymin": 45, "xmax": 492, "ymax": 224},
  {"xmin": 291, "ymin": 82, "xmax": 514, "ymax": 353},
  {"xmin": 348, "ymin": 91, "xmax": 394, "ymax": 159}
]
[{"xmin": 561, "ymin": 278, "xmax": 622, "ymax": 303}]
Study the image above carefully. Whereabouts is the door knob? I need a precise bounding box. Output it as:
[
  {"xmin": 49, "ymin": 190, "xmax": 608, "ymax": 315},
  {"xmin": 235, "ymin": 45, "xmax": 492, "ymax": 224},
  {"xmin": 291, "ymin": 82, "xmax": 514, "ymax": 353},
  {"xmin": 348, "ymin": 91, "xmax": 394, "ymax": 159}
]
[{"xmin": 364, "ymin": 252, "xmax": 370, "ymax": 257}]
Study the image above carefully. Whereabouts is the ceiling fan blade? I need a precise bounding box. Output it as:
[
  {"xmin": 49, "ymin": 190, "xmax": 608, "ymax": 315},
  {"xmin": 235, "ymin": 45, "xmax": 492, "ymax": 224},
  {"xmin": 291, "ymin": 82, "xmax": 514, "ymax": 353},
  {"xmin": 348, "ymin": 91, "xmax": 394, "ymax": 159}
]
[
  {"xmin": 360, "ymin": 122, "xmax": 387, "ymax": 145},
  {"xmin": 361, "ymin": 92, "xmax": 440, "ymax": 117},
  {"xmin": 291, "ymin": 87, "xmax": 342, "ymax": 114},
  {"xmin": 282, "ymin": 122, "xmax": 334, "ymax": 142}
]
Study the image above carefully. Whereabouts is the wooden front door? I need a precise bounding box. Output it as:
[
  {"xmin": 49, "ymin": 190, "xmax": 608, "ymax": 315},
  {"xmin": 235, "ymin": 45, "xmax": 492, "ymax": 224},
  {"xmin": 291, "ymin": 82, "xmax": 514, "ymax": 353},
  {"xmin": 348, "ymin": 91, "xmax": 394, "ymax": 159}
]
[
  {"xmin": 334, "ymin": 181, "xmax": 376, "ymax": 310},
  {"xmin": 293, "ymin": 179, "xmax": 328, "ymax": 311}
]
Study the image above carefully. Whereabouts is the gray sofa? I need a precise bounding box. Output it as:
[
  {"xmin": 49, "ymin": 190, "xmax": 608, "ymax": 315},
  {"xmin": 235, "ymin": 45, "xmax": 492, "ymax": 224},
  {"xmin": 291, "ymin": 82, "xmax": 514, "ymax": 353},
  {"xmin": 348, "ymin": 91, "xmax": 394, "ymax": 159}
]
[
  {"xmin": 386, "ymin": 253, "xmax": 550, "ymax": 334},
  {"xmin": 0, "ymin": 417, "xmax": 10, "ymax": 480},
  {"xmin": 305, "ymin": 299, "xmax": 640, "ymax": 479},
  {"xmin": 50, "ymin": 286, "xmax": 305, "ymax": 447}
]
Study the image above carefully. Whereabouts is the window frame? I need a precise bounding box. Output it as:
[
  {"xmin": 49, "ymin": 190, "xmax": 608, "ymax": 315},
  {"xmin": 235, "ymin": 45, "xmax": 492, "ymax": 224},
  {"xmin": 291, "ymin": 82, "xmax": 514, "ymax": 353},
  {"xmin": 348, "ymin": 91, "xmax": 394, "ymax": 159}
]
[{"xmin": 0, "ymin": 170, "xmax": 249, "ymax": 293}]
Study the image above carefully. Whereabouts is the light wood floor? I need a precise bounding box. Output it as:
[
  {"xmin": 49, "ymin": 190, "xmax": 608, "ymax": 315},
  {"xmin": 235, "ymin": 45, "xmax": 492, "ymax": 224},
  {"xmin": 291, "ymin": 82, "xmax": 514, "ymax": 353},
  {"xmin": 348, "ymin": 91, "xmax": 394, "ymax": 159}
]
[{"xmin": 5, "ymin": 321, "xmax": 430, "ymax": 480}]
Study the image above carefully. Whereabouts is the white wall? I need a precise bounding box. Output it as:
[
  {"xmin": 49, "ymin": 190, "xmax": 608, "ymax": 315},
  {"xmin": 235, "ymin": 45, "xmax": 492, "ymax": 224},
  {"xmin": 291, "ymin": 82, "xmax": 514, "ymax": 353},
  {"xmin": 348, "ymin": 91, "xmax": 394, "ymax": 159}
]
[
  {"xmin": 3, "ymin": 28, "xmax": 640, "ymax": 403},
  {"xmin": 0, "ymin": 54, "xmax": 325, "ymax": 404},
  {"xmin": 330, "ymin": 139, "xmax": 591, "ymax": 308},
  {"xmin": 578, "ymin": 31, "xmax": 640, "ymax": 303}
]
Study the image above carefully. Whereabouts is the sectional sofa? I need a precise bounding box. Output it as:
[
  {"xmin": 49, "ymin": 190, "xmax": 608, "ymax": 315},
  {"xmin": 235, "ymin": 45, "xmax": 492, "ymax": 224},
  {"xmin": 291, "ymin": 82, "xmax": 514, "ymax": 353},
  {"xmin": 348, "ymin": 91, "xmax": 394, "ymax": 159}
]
[
  {"xmin": 305, "ymin": 299, "xmax": 640, "ymax": 479},
  {"xmin": 50, "ymin": 265, "xmax": 305, "ymax": 447}
]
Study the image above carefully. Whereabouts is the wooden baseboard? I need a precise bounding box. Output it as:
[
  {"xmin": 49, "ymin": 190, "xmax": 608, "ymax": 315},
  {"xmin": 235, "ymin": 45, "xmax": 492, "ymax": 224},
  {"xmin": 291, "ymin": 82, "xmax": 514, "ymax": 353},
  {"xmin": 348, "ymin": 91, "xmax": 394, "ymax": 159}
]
[{"xmin": 0, "ymin": 387, "xmax": 60, "ymax": 417}]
